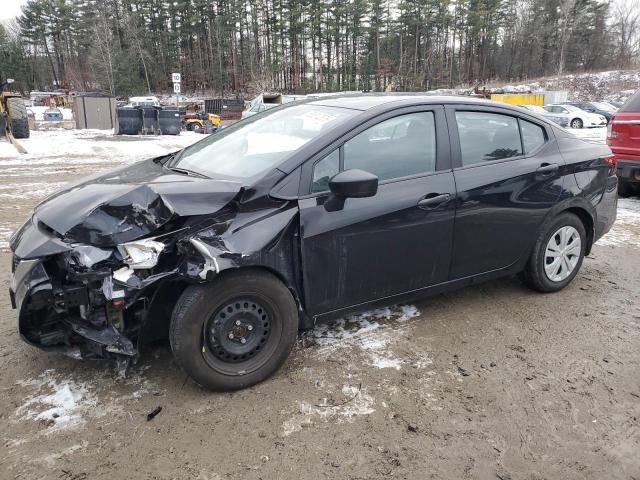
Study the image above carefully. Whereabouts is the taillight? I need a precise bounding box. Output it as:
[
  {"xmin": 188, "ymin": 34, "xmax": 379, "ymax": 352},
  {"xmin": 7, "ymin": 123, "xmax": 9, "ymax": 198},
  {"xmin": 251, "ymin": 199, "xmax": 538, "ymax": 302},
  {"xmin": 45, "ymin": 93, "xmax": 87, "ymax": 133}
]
[
  {"xmin": 607, "ymin": 116, "xmax": 619, "ymax": 140},
  {"xmin": 604, "ymin": 153, "xmax": 617, "ymax": 174}
]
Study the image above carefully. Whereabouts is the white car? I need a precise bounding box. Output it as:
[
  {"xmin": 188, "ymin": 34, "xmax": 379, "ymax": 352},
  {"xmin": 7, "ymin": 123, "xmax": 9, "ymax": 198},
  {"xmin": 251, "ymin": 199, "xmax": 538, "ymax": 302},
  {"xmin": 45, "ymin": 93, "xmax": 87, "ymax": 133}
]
[
  {"xmin": 518, "ymin": 104, "xmax": 569, "ymax": 127},
  {"xmin": 126, "ymin": 96, "xmax": 161, "ymax": 108},
  {"xmin": 544, "ymin": 104, "xmax": 607, "ymax": 129}
]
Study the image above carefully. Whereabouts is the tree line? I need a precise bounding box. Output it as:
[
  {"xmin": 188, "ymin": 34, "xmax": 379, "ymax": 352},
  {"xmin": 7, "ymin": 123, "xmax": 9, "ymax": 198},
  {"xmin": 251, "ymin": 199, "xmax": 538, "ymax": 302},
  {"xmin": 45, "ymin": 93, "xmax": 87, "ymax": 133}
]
[{"xmin": 1, "ymin": 0, "xmax": 639, "ymax": 97}]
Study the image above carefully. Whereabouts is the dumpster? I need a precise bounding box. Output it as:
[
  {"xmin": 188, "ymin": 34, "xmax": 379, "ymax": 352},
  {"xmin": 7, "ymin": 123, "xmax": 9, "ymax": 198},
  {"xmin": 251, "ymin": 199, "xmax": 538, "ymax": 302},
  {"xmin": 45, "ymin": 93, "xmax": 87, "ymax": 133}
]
[
  {"xmin": 140, "ymin": 107, "xmax": 160, "ymax": 134},
  {"xmin": 158, "ymin": 107, "xmax": 181, "ymax": 135},
  {"xmin": 115, "ymin": 107, "xmax": 142, "ymax": 135}
]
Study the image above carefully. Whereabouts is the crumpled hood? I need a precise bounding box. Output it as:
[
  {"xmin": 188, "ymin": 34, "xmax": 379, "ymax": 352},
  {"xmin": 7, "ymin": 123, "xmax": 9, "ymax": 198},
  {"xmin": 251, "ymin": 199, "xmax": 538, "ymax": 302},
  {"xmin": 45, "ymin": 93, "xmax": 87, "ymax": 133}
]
[{"xmin": 34, "ymin": 159, "xmax": 243, "ymax": 247}]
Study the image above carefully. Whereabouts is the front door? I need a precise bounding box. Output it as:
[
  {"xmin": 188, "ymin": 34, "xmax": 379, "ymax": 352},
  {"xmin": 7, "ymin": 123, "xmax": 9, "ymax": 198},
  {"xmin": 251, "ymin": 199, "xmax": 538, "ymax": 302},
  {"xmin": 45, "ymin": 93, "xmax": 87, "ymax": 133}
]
[{"xmin": 298, "ymin": 107, "xmax": 456, "ymax": 316}]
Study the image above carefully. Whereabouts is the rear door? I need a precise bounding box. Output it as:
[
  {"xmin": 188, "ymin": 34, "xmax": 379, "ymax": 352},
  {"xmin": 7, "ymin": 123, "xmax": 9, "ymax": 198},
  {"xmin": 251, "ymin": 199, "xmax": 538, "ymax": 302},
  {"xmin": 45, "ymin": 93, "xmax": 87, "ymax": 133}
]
[
  {"xmin": 298, "ymin": 106, "xmax": 456, "ymax": 315},
  {"xmin": 447, "ymin": 105, "xmax": 565, "ymax": 279}
]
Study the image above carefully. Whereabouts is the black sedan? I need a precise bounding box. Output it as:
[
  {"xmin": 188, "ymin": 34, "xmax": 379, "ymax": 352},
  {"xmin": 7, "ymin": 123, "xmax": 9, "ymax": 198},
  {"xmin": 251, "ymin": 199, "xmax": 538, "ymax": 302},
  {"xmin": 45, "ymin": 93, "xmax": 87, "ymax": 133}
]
[{"xmin": 9, "ymin": 96, "xmax": 618, "ymax": 390}]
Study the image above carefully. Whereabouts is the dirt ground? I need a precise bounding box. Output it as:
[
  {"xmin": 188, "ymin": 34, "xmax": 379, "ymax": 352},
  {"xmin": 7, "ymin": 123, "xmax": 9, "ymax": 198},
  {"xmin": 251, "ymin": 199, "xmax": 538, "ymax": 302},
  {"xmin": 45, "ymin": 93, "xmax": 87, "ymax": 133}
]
[{"xmin": 0, "ymin": 129, "xmax": 639, "ymax": 480}]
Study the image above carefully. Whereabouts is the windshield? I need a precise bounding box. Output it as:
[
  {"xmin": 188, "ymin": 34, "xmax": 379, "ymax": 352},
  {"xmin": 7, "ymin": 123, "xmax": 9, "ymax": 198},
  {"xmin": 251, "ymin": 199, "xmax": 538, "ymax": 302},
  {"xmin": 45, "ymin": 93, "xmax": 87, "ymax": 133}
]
[
  {"xmin": 591, "ymin": 102, "xmax": 616, "ymax": 112},
  {"xmin": 175, "ymin": 104, "xmax": 357, "ymax": 179}
]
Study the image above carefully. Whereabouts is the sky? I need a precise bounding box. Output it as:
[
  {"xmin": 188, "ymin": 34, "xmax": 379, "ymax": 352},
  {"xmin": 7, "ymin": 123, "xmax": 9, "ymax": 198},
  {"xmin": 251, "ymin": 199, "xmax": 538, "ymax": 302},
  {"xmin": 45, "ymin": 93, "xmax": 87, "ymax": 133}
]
[
  {"xmin": 0, "ymin": 0, "xmax": 28, "ymax": 21},
  {"xmin": 0, "ymin": 0, "xmax": 632, "ymax": 23}
]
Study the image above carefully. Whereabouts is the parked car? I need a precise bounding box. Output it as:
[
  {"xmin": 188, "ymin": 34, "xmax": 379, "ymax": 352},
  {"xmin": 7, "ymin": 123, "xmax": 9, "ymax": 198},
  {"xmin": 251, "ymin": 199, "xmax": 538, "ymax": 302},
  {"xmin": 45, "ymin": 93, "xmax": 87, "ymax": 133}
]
[
  {"xmin": 563, "ymin": 101, "xmax": 616, "ymax": 123},
  {"xmin": 10, "ymin": 96, "xmax": 617, "ymax": 391},
  {"xmin": 518, "ymin": 104, "xmax": 569, "ymax": 127},
  {"xmin": 241, "ymin": 102, "xmax": 278, "ymax": 119},
  {"xmin": 544, "ymin": 104, "xmax": 607, "ymax": 129},
  {"xmin": 42, "ymin": 107, "xmax": 63, "ymax": 121},
  {"xmin": 607, "ymin": 89, "xmax": 640, "ymax": 196}
]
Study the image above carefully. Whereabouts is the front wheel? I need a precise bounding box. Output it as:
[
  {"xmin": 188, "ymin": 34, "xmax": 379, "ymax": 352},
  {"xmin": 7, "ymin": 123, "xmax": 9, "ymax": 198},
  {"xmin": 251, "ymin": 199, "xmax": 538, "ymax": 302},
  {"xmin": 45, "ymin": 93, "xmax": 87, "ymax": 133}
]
[
  {"xmin": 520, "ymin": 212, "xmax": 586, "ymax": 293},
  {"xmin": 570, "ymin": 118, "xmax": 583, "ymax": 129},
  {"xmin": 170, "ymin": 270, "xmax": 298, "ymax": 391}
]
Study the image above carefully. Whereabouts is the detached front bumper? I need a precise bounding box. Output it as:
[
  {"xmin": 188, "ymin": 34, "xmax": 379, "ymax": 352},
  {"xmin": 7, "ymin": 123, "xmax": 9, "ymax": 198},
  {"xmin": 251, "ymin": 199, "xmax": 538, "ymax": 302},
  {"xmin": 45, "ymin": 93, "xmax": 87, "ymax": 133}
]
[{"xmin": 10, "ymin": 254, "xmax": 136, "ymax": 360}]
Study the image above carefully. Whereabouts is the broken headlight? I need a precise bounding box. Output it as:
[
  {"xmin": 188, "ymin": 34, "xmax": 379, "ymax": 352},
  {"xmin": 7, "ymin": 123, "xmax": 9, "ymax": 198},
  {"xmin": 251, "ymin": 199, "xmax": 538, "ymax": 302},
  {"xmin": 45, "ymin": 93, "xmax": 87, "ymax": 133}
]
[{"xmin": 117, "ymin": 239, "xmax": 165, "ymax": 269}]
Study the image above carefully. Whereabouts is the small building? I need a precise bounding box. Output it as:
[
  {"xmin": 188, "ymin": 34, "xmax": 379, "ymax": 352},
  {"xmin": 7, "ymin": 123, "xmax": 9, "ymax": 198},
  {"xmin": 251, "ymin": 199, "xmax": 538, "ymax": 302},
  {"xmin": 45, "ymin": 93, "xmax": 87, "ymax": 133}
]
[{"xmin": 73, "ymin": 93, "xmax": 117, "ymax": 130}]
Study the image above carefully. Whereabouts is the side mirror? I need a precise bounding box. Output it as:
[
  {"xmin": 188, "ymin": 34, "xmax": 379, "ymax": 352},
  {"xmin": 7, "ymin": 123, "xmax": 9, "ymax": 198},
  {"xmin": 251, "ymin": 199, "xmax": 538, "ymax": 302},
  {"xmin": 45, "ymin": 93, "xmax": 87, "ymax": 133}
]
[{"xmin": 329, "ymin": 169, "xmax": 378, "ymax": 198}]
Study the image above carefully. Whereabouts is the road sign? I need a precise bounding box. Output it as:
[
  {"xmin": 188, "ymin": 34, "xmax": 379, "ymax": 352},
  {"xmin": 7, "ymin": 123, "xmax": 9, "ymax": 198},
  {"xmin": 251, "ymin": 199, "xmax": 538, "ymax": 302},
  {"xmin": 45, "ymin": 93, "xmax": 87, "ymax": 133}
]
[
  {"xmin": 172, "ymin": 72, "xmax": 181, "ymax": 83},
  {"xmin": 173, "ymin": 82, "xmax": 181, "ymax": 93}
]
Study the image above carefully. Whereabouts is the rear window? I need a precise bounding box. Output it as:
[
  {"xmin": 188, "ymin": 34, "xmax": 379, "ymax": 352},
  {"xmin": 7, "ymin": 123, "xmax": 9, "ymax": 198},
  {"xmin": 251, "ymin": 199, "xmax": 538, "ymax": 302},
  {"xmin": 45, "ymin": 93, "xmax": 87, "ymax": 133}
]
[
  {"xmin": 456, "ymin": 111, "xmax": 522, "ymax": 165},
  {"xmin": 620, "ymin": 90, "xmax": 640, "ymax": 112}
]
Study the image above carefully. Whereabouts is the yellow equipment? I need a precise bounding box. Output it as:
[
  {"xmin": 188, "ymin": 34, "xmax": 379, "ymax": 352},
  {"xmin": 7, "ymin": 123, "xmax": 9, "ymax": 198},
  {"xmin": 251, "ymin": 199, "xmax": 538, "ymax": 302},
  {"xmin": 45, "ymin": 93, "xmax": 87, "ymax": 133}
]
[
  {"xmin": 1, "ymin": 79, "xmax": 30, "ymax": 140},
  {"xmin": 490, "ymin": 93, "xmax": 544, "ymax": 106},
  {"xmin": 183, "ymin": 113, "xmax": 221, "ymax": 133}
]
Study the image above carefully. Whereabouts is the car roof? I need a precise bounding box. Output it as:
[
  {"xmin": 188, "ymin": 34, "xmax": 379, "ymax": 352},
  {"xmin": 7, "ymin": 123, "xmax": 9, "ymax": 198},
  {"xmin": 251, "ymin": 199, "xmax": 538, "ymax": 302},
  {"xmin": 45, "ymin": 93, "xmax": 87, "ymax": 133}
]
[{"xmin": 304, "ymin": 94, "xmax": 525, "ymax": 112}]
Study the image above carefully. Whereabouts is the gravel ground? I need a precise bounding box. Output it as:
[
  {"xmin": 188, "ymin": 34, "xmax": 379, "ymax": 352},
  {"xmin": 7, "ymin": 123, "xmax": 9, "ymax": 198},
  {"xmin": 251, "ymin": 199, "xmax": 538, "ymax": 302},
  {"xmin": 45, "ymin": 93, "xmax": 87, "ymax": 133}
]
[{"xmin": 1, "ymin": 127, "xmax": 639, "ymax": 480}]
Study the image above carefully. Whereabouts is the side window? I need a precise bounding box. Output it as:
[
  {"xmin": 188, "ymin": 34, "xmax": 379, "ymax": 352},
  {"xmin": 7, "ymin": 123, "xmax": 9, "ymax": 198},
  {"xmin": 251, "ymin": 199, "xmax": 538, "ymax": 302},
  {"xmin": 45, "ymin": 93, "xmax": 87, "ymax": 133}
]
[
  {"xmin": 311, "ymin": 149, "xmax": 339, "ymax": 193},
  {"xmin": 520, "ymin": 120, "xmax": 546, "ymax": 153},
  {"xmin": 343, "ymin": 112, "xmax": 436, "ymax": 181},
  {"xmin": 455, "ymin": 111, "xmax": 522, "ymax": 165}
]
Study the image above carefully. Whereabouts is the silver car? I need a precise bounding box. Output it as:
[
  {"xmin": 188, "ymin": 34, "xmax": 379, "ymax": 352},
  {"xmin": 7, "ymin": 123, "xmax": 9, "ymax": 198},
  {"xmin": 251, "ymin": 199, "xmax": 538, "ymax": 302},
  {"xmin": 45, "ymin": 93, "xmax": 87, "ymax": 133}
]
[{"xmin": 518, "ymin": 104, "xmax": 569, "ymax": 127}]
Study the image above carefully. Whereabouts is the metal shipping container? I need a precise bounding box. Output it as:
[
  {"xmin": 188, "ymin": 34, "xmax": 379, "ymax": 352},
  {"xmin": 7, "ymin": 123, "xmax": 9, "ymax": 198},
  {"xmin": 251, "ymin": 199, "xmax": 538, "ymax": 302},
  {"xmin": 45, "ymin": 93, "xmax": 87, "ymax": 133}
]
[
  {"xmin": 73, "ymin": 94, "xmax": 117, "ymax": 130},
  {"xmin": 490, "ymin": 93, "xmax": 545, "ymax": 106}
]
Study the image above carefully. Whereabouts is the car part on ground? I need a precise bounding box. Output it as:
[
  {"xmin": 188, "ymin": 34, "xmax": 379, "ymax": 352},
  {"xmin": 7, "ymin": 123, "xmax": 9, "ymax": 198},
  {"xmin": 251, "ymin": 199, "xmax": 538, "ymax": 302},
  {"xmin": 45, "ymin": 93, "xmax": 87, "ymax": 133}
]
[
  {"xmin": 607, "ymin": 89, "xmax": 640, "ymax": 197},
  {"xmin": 9, "ymin": 95, "xmax": 617, "ymax": 391}
]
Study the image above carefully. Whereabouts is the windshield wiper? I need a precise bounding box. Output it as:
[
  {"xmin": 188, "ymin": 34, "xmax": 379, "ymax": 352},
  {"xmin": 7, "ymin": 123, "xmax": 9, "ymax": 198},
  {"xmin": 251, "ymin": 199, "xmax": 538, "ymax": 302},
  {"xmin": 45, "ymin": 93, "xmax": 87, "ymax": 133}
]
[{"xmin": 168, "ymin": 166, "xmax": 210, "ymax": 179}]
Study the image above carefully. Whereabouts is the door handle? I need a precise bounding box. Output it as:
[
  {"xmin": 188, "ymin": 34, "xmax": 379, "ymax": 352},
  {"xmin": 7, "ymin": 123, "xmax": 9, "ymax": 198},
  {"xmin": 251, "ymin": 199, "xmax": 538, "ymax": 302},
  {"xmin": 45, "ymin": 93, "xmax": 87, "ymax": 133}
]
[
  {"xmin": 536, "ymin": 163, "xmax": 559, "ymax": 174},
  {"xmin": 418, "ymin": 193, "xmax": 451, "ymax": 209}
]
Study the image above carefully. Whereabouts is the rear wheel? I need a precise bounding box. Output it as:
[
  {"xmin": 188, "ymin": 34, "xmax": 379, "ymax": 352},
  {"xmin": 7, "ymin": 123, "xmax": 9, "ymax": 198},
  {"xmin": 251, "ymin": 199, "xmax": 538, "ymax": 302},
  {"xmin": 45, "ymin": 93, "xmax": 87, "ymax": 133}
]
[
  {"xmin": 6, "ymin": 97, "xmax": 30, "ymax": 139},
  {"xmin": 570, "ymin": 118, "xmax": 583, "ymax": 129},
  {"xmin": 169, "ymin": 270, "xmax": 298, "ymax": 391},
  {"xmin": 520, "ymin": 212, "xmax": 586, "ymax": 292}
]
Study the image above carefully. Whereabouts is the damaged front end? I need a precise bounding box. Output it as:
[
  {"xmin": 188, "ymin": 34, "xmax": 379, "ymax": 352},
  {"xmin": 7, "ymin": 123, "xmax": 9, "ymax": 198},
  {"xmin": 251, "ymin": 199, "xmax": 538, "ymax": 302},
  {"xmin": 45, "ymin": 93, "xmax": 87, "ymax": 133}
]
[
  {"xmin": 9, "ymin": 219, "xmax": 175, "ymax": 360},
  {"xmin": 9, "ymin": 159, "xmax": 302, "ymax": 363}
]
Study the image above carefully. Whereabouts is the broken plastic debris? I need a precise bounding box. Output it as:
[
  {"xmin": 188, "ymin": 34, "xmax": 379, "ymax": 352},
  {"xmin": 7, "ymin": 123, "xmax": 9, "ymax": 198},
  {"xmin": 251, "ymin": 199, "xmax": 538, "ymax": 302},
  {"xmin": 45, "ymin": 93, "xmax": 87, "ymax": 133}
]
[
  {"xmin": 118, "ymin": 238, "xmax": 165, "ymax": 269},
  {"xmin": 190, "ymin": 238, "xmax": 220, "ymax": 279},
  {"xmin": 113, "ymin": 266, "xmax": 135, "ymax": 284},
  {"xmin": 147, "ymin": 406, "xmax": 162, "ymax": 421},
  {"xmin": 72, "ymin": 245, "xmax": 112, "ymax": 268}
]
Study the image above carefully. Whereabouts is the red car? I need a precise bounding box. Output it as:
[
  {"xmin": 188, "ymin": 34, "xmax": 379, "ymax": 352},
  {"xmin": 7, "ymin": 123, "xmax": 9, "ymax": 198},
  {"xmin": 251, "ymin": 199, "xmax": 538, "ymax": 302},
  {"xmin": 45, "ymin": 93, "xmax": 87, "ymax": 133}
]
[{"xmin": 608, "ymin": 90, "xmax": 640, "ymax": 196}]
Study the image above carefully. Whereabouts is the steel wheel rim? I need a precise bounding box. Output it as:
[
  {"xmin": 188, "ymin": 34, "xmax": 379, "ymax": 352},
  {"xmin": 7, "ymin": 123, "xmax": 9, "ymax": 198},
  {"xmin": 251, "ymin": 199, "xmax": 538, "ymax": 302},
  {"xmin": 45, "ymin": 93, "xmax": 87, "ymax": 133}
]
[
  {"xmin": 201, "ymin": 296, "xmax": 280, "ymax": 376},
  {"xmin": 544, "ymin": 226, "xmax": 581, "ymax": 282}
]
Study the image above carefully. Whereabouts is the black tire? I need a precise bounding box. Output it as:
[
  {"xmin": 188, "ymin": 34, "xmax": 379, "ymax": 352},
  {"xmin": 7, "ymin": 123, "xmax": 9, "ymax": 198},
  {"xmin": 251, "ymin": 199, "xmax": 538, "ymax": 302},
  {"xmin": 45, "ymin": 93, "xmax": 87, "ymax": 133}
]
[
  {"xmin": 192, "ymin": 123, "xmax": 203, "ymax": 134},
  {"xmin": 5, "ymin": 97, "xmax": 30, "ymax": 139},
  {"xmin": 617, "ymin": 179, "xmax": 634, "ymax": 198},
  {"xmin": 520, "ymin": 212, "xmax": 586, "ymax": 293},
  {"xmin": 570, "ymin": 118, "xmax": 583, "ymax": 129},
  {"xmin": 169, "ymin": 269, "xmax": 298, "ymax": 391}
]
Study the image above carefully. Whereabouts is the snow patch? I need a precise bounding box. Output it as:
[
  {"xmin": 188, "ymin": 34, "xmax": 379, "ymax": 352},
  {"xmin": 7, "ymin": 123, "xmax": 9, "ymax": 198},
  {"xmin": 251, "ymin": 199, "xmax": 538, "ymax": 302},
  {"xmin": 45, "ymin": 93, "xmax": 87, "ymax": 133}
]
[
  {"xmin": 305, "ymin": 304, "xmax": 421, "ymax": 370},
  {"xmin": 597, "ymin": 198, "xmax": 640, "ymax": 247},
  {"xmin": 16, "ymin": 371, "xmax": 96, "ymax": 430},
  {"xmin": 282, "ymin": 384, "xmax": 375, "ymax": 436}
]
